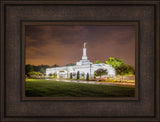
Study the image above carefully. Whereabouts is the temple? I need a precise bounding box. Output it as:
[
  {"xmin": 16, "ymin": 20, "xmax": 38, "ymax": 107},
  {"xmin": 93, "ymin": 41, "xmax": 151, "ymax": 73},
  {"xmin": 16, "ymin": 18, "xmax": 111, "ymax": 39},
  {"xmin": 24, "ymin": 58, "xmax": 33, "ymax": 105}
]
[{"xmin": 46, "ymin": 42, "xmax": 116, "ymax": 78}]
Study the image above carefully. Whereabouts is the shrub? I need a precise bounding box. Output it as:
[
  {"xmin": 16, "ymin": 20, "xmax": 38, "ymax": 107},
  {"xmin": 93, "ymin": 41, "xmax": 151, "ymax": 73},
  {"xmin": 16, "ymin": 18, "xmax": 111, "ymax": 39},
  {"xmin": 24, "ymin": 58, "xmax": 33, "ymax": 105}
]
[
  {"xmin": 28, "ymin": 71, "xmax": 42, "ymax": 77},
  {"xmin": 49, "ymin": 73, "xmax": 52, "ymax": 77},
  {"xmin": 77, "ymin": 71, "xmax": 80, "ymax": 79},
  {"xmin": 70, "ymin": 73, "xmax": 72, "ymax": 79},
  {"xmin": 52, "ymin": 73, "xmax": 57, "ymax": 78},
  {"xmin": 86, "ymin": 73, "xmax": 89, "ymax": 81}
]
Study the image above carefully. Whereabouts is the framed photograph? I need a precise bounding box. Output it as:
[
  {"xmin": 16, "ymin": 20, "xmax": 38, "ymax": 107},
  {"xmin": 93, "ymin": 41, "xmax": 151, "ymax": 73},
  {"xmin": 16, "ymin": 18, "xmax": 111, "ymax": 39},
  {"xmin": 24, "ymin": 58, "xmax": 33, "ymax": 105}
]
[
  {"xmin": 0, "ymin": 0, "xmax": 159, "ymax": 122},
  {"xmin": 22, "ymin": 22, "xmax": 138, "ymax": 100}
]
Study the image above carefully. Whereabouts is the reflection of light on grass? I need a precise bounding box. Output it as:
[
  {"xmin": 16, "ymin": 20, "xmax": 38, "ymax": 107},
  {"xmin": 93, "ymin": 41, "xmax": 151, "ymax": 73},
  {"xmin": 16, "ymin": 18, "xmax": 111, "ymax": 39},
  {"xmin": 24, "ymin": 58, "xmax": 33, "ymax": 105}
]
[
  {"xmin": 114, "ymin": 80, "xmax": 135, "ymax": 82},
  {"xmin": 104, "ymin": 79, "xmax": 135, "ymax": 83},
  {"xmin": 25, "ymin": 79, "xmax": 39, "ymax": 82}
]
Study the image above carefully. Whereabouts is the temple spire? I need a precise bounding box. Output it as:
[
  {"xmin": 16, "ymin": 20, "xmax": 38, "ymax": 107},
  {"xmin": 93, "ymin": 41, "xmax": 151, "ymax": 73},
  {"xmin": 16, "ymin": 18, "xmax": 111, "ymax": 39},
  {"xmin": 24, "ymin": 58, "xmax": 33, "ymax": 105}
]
[
  {"xmin": 84, "ymin": 42, "xmax": 87, "ymax": 48},
  {"xmin": 82, "ymin": 41, "xmax": 87, "ymax": 60},
  {"xmin": 76, "ymin": 41, "xmax": 92, "ymax": 65}
]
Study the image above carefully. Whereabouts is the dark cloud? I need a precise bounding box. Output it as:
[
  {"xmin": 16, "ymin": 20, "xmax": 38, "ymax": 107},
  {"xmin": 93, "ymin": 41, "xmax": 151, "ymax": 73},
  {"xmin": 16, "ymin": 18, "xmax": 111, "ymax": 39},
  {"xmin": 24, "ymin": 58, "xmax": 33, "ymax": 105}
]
[{"xmin": 25, "ymin": 25, "xmax": 135, "ymax": 67}]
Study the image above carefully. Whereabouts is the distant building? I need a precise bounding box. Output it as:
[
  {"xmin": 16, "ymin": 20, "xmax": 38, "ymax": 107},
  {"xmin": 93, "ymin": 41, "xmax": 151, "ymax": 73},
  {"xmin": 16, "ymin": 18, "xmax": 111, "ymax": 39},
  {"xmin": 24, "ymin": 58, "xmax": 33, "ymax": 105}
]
[{"xmin": 46, "ymin": 42, "xmax": 116, "ymax": 78}]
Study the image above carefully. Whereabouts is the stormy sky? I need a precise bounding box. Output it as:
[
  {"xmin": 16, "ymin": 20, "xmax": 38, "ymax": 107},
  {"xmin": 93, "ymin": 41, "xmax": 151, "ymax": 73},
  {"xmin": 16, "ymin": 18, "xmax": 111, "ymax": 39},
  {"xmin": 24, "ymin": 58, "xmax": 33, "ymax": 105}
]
[{"xmin": 25, "ymin": 25, "xmax": 135, "ymax": 67}]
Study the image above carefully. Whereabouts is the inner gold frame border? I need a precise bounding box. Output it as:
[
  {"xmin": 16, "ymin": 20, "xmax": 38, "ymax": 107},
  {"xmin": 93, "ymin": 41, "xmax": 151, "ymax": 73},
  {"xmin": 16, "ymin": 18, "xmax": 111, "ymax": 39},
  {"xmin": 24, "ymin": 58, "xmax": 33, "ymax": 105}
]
[{"xmin": 21, "ymin": 21, "xmax": 139, "ymax": 101}]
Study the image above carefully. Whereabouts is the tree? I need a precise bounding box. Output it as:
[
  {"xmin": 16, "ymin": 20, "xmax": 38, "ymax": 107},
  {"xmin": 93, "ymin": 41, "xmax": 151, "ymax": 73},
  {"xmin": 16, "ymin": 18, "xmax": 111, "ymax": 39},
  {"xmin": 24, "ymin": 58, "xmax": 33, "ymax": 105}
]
[
  {"xmin": 106, "ymin": 57, "xmax": 124, "ymax": 68},
  {"xmin": 116, "ymin": 64, "xmax": 135, "ymax": 80},
  {"xmin": 94, "ymin": 72, "xmax": 97, "ymax": 79},
  {"xmin": 66, "ymin": 63, "xmax": 75, "ymax": 66},
  {"xmin": 77, "ymin": 71, "xmax": 80, "ymax": 79},
  {"xmin": 25, "ymin": 64, "xmax": 34, "ymax": 76},
  {"xmin": 33, "ymin": 65, "xmax": 41, "ymax": 72},
  {"xmin": 43, "ymin": 65, "xmax": 51, "ymax": 69},
  {"xmin": 70, "ymin": 73, "xmax": 72, "ymax": 79},
  {"xmin": 40, "ymin": 67, "xmax": 45, "ymax": 74},
  {"xmin": 86, "ymin": 73, "xmax": 89, "ymax": 81},
  {"xmin": 52, "ymin": 64, "xmax": 59, "ymax": 67},
  {"xmin": 31, "ymin": 64, "xmax": 50, "ymax": 73},
  {"xmin": 94, "ymin": 60, "xmax": 103, "ymax": 64},
  {"xmin": 94, "ymin": 68, "xmax": 108, "ymax": 79}
]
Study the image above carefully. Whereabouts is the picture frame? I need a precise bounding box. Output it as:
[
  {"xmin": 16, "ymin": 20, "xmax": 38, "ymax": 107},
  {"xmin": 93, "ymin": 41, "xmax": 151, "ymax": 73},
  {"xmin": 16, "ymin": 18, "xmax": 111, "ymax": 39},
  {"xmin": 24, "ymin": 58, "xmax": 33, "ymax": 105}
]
[{"xmin": 0, "ymin": 0, "xmax": 159, "ymax": 122}]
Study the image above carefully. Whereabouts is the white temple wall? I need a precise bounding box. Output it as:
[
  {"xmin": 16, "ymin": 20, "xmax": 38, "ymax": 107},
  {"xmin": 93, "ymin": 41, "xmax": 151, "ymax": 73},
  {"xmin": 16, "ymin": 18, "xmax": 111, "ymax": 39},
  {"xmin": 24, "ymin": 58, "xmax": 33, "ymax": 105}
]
[{"xmin": 46, "ymin": 64, "xmax": 116, "ymax": 78}]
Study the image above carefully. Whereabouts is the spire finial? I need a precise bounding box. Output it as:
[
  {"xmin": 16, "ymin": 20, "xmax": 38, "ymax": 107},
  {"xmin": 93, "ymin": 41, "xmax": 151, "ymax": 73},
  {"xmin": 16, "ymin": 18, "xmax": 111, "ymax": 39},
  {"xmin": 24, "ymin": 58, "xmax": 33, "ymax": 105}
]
[{"xmin": 84, "ymin": 41, "xmax": 87, "ymax": 48}]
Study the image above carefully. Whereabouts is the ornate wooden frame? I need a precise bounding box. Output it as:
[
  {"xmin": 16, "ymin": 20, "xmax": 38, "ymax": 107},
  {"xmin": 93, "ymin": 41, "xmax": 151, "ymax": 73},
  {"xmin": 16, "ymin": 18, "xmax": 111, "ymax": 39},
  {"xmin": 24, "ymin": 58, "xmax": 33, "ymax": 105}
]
[{"xmin": 0, "ymin": 0, "xmax": 159, "ymax": 122}]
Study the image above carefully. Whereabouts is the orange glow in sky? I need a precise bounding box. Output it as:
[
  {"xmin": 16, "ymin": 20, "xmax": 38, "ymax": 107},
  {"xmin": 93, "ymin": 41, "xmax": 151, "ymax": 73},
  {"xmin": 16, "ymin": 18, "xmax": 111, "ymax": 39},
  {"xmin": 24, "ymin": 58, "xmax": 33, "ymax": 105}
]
[{"xmin": 25, "ymin": 25, "xmax": 135, "ymax": 67}]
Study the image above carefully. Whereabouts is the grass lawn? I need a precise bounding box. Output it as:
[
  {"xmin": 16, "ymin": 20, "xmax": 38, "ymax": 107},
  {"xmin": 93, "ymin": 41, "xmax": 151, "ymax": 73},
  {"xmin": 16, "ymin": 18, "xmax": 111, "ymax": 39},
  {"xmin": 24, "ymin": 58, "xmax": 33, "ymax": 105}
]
[{"xmin": 25, "ymin": 79, "xmax": 135, "ymax": 97}]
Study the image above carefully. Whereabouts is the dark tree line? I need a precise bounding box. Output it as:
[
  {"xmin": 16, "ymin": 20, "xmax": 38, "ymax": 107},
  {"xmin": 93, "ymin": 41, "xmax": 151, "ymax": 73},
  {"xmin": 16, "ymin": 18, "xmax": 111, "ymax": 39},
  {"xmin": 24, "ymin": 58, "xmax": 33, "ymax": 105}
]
[
  {"xmin": 25, "ymin": 63, "xmax": 76, "ymax": 76},
  {"xmin": 25, "ymin": 64, "xmax": 59, "ymax": 76}
]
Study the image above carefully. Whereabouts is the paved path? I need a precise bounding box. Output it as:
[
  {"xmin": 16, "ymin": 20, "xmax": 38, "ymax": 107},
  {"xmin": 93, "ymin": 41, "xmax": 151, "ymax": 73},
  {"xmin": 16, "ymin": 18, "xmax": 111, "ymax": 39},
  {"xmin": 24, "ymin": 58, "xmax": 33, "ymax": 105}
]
[{"xmin": 47, "ymin": 79, "xmax": 116, "ymax": 86}]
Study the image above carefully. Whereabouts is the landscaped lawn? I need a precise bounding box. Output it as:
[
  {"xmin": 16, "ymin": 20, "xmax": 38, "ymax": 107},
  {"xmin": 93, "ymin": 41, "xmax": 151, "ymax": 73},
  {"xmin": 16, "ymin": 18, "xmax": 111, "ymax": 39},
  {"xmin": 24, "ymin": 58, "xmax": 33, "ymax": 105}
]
[{"xmin": 25, "ymin": 79, "xmax": 135, "ymax": 97}]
